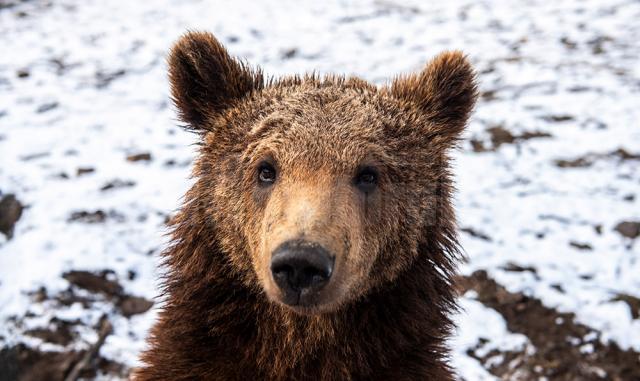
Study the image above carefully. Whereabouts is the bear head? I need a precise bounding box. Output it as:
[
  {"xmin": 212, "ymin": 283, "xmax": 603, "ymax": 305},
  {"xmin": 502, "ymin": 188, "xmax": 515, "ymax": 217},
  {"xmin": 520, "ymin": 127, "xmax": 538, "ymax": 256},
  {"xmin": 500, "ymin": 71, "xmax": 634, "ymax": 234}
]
[{"xmin": 167, "ymin": 31, "xmax": 477, "ymax": 315}]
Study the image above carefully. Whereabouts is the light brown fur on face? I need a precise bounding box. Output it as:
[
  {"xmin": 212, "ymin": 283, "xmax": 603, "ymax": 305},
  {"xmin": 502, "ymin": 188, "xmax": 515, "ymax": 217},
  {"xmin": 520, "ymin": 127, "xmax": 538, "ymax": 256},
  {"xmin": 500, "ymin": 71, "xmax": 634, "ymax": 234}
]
[
  {"xmin": 246, "ymin": 110, "xmax": 385, "ymax": 313},
  {"xmin": 136, "ymin": 31, "xmax": 477, "ymax": 380}
]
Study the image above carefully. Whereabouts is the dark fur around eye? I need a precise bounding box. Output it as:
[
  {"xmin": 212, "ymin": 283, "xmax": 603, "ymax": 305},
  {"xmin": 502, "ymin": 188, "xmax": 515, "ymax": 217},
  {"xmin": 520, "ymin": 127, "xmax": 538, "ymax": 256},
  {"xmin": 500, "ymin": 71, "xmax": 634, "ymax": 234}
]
[{"xmin": 354, "ymin": 166, "xmax": 378, "ymax": 194}]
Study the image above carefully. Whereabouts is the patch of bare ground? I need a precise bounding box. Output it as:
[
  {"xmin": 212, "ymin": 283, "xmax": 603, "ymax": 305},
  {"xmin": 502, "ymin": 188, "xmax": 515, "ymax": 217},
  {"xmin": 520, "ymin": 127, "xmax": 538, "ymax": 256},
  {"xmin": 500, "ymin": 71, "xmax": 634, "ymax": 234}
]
[
  {"xmin": 0, "ymin": 270, "xmax": 153, "ymax": 380},
  {"xmin": 554, "ymin": 148, "xmax": 640, "ymax": 168},
  {"xmin": 0, "ymin": 317, "xmax": 126, "ymax": 381},
  {"xmin": 457, "ymin": 270, "xmax": 640, "ymax": 380},
  {"xmin": 470, "ymin": 125, "xmax": 552, "ymax": 152}
]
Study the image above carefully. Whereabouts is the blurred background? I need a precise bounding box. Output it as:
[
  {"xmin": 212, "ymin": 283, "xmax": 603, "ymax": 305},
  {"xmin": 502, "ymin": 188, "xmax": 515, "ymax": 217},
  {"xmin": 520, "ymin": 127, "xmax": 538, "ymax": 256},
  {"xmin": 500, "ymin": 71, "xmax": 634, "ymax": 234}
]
[{"xmin": 0, "ymin": 0, "xmax": 638, "ymax": 379}]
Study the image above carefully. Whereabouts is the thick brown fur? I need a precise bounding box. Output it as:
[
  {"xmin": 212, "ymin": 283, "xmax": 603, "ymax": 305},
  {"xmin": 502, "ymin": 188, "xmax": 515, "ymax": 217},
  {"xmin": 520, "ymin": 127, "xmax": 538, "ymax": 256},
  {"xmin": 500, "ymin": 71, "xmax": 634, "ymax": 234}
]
[{"xmin": 135, "ymin": 31, "xmax": 477, "ymax": 380}]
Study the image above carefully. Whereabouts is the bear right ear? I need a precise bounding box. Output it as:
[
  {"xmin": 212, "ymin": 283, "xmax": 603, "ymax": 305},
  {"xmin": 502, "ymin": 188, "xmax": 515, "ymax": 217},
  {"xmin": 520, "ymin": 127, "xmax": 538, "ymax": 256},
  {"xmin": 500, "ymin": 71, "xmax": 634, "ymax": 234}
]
[
  {"xmin": 389, "ymin": 51, "xmax": 477, "ymax": 142},
  {"xmin": 168, "ymin": 31, "xmax": 263, "ymax": 131}
]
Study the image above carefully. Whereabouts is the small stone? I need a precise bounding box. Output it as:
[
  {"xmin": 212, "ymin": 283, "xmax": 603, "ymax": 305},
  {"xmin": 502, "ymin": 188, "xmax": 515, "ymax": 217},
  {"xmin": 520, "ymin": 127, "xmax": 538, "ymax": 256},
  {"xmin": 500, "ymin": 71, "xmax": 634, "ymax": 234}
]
[
  {"xmin": 16, "ymin": 69, "xmax": 30, "ymax": 78},
  {"xmin": 593, "ymin": 225, "xmax": 603, "ymax": 235},
  {"xmin": 554, "ymin": 157, "xmax": 592, "ymax": 168},
  {"xmin": 541, "ymin": 114, "xmax": 574, "ymax": 123},
  {"xmin": 0, "ymin": 194, "xmax": 23, "ymax": 239},
  {"xmin": 68, "ymin": 210, "xmax": 107, "ymax": 223},
  {"xmin": 569, "ymin": 241, "xmax": 593, "ymax": 251},
  {"xmin": 612, "ymin": 294, "xmax": 640, "ymax": 319},
  {"xmin": 614, "ymin": 221, "xmax": 640, "ymax": 239},
  {"xmin": 76, "ymin": 167, "xmax": 95, "ymax": 176},
  {"xmin": 36, "ymin": 102, "xmax": 59, "ymax": 113},
  {"xmin": 118, "ymin": 296, "xmax": 153, "ymax": 317},
  {"xmin": 487, "ymin": 126, "xmax": 515, "ymax": 147},
  {"xmin": 62, "ymin": 270, "xmax": 123, "ymax": 298},
  {"xmin": 126, "ymin": 152, "xmax": 152, "ymax": 162},
  {"xmin": 281, "ymin": 48, "xmax": 298, "ymax": 59},
  {"xmin": 100, "ymin": 179, "xmax": 135, "ymax": 191}
]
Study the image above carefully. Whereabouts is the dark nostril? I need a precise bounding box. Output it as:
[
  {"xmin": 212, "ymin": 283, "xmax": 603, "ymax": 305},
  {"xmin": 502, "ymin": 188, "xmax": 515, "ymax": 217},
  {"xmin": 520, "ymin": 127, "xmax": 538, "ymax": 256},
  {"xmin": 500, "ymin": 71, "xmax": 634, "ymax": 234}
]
[
  {"xmin": 270, "ymin": 240, "xmax": 334, "ymax": 294},
  {"xmin": 272, "ymin": 264, "xmax": 294, "ymax": 276}
]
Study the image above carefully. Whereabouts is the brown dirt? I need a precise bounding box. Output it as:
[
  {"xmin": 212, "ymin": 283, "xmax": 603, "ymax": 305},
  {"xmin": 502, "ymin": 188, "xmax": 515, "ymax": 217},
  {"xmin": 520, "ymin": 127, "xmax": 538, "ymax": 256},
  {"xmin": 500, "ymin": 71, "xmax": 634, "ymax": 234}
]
[
  {"xmin": 0, "ymin": 336, "xmax": 127, "ymax": 381},
  {"xmin": 126, "ymin": 152, "xmax": 152, "ymax": 162},
  {"xmin": 554, "ymin": 148, "xmax": 640, "ymax": 168},
  {"xmin": 0, "ymin": 270, "xmax": 153, "ymax": 380},
  {"xmin": 67, "ymin": 210, "xmax": 125, "ymax": 223},
  {"xmin": 470, "ymin": 126, "xmax": 552, "ymax": 152},
  {"xmin": 457, "ymin": 270, "xmax": 640, "ymax": 380}
]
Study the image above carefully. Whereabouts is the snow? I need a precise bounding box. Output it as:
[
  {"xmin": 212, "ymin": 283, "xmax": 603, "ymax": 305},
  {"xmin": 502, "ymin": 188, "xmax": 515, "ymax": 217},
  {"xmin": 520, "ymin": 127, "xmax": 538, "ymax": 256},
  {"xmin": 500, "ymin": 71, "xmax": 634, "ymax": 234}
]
[
  {"xmin": 451, "ymin": 297, "xmax": 531, "ymax": 380},
  {"xmin": 1, "ymin": 0, "xmax": 639, "ymax": 378}
]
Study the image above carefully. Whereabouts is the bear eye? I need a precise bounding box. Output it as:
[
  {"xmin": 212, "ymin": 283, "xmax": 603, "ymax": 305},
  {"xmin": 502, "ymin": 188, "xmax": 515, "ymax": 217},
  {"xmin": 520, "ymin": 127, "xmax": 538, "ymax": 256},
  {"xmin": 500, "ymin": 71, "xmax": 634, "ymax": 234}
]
[
  {"xmin": 258, "ymin": 162, "xmax": 277, "ymax": 185},
  {"xmin": 354, "ymin": 166, "xmax": 378, "ymax": 193}
]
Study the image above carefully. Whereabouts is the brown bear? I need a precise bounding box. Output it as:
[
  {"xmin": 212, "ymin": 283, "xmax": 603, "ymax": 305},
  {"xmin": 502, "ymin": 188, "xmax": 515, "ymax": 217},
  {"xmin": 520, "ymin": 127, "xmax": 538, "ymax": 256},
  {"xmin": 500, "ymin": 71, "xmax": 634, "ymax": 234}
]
[{"xmin": 135, "ymin": 31, "xmax": 477, "ymax": 380}]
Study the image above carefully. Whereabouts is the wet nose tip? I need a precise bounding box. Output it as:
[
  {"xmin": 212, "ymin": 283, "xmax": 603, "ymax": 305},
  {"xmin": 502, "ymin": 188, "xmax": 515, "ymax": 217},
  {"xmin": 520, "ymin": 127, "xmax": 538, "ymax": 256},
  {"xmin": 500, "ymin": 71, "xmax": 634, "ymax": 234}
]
[{"xmin": 270, "ymin": 241, "xmax": 334, "ymax": 295}]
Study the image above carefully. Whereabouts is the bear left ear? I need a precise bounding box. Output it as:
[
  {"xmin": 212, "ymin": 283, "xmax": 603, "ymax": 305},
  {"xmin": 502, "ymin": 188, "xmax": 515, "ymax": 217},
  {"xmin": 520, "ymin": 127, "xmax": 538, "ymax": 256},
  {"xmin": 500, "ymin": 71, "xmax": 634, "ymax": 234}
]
[
  {"xmin": 389, "ymin": 51, "xmax": 477, "ymax": 141},
  {"xmin": 168, "ymin": 31, "xmax": 263, "ymax": 131}
]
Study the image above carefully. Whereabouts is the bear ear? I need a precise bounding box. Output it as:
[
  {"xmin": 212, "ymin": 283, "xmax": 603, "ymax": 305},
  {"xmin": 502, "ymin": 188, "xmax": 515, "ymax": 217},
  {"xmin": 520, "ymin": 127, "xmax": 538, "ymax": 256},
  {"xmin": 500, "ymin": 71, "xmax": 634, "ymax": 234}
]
[
  {"xmin": 389, "ymin": 51, "xmax": 477, "ymax": 141},
  {"xmin": 167, "ymin": 31, "xmax": 263, "ymax": 131}
]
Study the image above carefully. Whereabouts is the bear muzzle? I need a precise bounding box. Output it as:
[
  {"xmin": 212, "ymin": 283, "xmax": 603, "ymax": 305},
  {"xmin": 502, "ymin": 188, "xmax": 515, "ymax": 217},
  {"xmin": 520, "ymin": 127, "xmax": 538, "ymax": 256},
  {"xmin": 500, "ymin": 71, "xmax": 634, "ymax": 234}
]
[{"xmin": 270, "ymin": 239, "xmax": 334, "ymax": 307}]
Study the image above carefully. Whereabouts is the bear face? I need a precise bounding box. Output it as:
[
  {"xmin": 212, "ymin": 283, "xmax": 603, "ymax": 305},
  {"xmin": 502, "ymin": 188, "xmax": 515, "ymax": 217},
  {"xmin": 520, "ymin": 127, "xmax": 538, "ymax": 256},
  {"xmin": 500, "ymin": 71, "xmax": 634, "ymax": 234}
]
[{"xmin": 168, "ymin": 31, "xmax": 476, "ymax": 315}]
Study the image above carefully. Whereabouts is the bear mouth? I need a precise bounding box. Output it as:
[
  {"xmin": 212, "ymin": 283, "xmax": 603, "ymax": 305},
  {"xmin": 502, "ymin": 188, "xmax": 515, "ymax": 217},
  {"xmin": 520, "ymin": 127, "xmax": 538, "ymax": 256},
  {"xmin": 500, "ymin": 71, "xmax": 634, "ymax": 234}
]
[{"xmin": 279, "ymin": 288, "xmax": 322, "ymax": 308}]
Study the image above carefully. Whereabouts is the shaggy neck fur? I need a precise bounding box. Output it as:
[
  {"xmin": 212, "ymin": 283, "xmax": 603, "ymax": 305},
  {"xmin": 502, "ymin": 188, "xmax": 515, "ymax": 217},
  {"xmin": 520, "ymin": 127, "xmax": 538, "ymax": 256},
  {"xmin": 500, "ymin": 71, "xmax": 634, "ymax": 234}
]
[{"xmin": 136, "ymin": 194, "xmax": 459, "ymax": 381}]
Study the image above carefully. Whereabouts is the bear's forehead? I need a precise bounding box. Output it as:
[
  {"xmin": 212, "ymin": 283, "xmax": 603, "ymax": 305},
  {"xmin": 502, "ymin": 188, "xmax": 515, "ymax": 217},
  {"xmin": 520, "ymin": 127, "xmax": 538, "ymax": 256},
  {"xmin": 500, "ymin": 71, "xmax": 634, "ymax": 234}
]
[{"xmin": 244, "ymin": 86, "xmax": 398, "ymax": 168}]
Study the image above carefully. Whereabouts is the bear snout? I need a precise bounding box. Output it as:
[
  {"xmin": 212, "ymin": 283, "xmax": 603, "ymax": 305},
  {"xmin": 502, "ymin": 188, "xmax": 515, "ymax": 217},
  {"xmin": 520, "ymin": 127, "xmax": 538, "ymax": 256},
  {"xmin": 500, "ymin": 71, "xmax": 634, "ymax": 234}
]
[{"xmin": 270, "ymin": 240, "xmax": 334, "ymax": 306}]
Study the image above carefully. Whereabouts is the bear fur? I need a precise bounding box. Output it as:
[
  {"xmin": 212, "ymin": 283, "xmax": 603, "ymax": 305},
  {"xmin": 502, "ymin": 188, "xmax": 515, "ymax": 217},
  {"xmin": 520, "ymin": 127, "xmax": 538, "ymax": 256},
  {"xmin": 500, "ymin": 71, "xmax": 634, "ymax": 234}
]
[{"xmin": 135, "ymin": 31, "xmax": 477, "ymax": 380}]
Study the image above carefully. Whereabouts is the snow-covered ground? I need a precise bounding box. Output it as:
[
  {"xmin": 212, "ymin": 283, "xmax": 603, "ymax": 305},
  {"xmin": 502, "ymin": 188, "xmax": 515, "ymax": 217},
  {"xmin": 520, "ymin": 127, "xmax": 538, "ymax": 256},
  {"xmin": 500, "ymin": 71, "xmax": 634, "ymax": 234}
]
[{"xmin": 1, "ymin": 0, "xmax": 638, "ymax": 379}]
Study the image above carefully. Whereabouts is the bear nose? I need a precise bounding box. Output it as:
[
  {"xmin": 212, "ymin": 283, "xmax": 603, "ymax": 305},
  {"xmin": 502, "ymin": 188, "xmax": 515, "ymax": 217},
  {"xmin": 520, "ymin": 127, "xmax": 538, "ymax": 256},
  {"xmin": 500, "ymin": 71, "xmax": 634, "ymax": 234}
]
[{"xmin": 270, "ymin": 240, "xmax": 334, "ymax": 300}]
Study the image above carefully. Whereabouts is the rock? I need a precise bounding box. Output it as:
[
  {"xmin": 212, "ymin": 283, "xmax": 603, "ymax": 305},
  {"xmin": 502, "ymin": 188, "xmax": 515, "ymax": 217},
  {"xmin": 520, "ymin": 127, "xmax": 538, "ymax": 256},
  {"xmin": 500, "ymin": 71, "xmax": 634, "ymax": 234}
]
[
  {"xmin": 0, "ymin": 344, "xmax": 83, "ymax": 381},
  {"xmin": 76, "ymin": 167, "xmax": 95, "ymax": 176},
  {"xmin": 560, "ymin": 36, "xmax": 577, "ymax": 49},
  {"xmin": 28, "ymin": 286, "xmax": 48, "ymax": 303},
  {"xmin": 500, "ymin": 262, "xmax": 539, "ymax": 277},
  {"xmin": 472, "ymin": 126, "xmax": 552, "ymax": 152},
  {"xmin": 480, "ymin": 89, "xmax": 498, "ymax": 101},
  {"xmin": 614, "ymin": 221, "xmax": 640, "ymax": 239},
  {"xmin": 569, "ymin": 241, "xmax": 593, "ymax": 251},
  {"xmin": 68, "ymin": 210, "xmax": 125, "ymax": 224},
  {"xmin": 612, "ymin": 294, "xmax": 640, "ymax": 319},
  {"xmin": 613, "ymin": 148, "xmax": 640, "ymax": 161},
  {"xmin": 460, "ymin": 227, "xmax": 492, "ymax": 241},
  {"xmin": 0, "ymin": 194, "xmax": 23, "ymax": 239},
  {"xmin": 68, "ymin": 210, "xmax": 106, "ymax": 223},
  {"xmin": 16, "ymin": 68, "xmax": 30, "ymax": 78},
  {"xmin": 555, "ymin": 148, "xmax": 639, "ymax": 169},
  {"xmin": 62, "ymin": 270, "xmax": 123, "ymax": 299},
  {"xmin": 100, "ymin": 179, "xmax": 135, "ymax": 191},
  {"xmin": 281, "ymin": 48, "xmax": 298, "ymax": 59},
  {"xmin": 540, "ymin": 114, "xmax": 574, "ymax": 123},
  {"xmin": 54, "ymin": 288, "xmax": 94, "ymax": 308},
  {"xmin": 36, "ymin": 102, "xmax": 59, "ymax": 113},
  {"xmin": 118, "ymin": 295, "xmax": 153, "ymax": 317},
  {"xmin": 24, "ymin": 318, "xmax": 75, "ymax": 346},
  {"xmin": 126, "ymin": 152, "xmax": 152, "ymax": 162},
  {"xmin": 518, "ymin": 131, "xmax": 552, "ymax": 140},
  {"xmin": 95, "ymin": 69, "xmax": 126, "ymax": 88},
  {"xmin": 469, "ymin": 138, "xmax": 489, "ymax": 152},
  {"xmin": 20, "ymin": 152, "xmax": 50, "ymax": 161},
  {"xmin": 554, "ymin": 157, "xmax": 592, "ymax": 168},
  {"xmin": 488, "ymin": 126, "xmax": 515, "ymax": 147}
]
